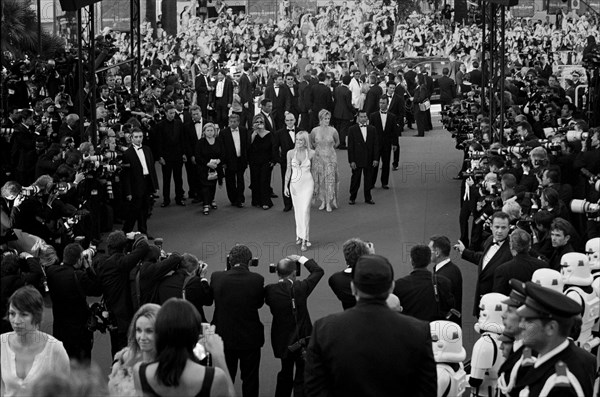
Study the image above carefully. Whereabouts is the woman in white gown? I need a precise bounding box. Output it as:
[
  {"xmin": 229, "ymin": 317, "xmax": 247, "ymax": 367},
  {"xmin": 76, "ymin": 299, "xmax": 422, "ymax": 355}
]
[{"xmin": 284, "ymin": 131, "xmax": 315, "ymax": 252}]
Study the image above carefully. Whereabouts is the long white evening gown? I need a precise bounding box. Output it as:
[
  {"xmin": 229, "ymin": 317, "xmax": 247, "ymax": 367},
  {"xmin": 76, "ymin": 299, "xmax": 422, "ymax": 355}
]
[{"xmin": 290, "ymin": 153, "xmax": 314, "ymax": 241}]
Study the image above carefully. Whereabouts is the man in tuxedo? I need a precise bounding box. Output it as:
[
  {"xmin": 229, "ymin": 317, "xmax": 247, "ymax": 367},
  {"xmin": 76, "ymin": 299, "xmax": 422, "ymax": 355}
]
[
  {"xmin": 363, "ymin": 74, "xmax": 383, "ymax": 116},
  {"xmin": 272, "ymin": 113, "xmax": 297, "ymax": 212},
  {"xmin": 328, "ymin": 238, "xmax": 372, "ymax": 310},
  {"xmin": 184, "ymin": 105, "xmax": 204, "ymax": 202},
  {"xmin": 435, "ymin": 67, "xmax": 457, "ymax": 109},
  {"xmin": 333, "ymin": 75, "xmax": 355, "ymax": 150},
  {"xmin": 394, "ymin": 245, "xmax": 455, "ymax": 322},
  {"xmin": 194, "ymin": 63, "xmax": 212, "ymax": 116},
  {"xmin": 154, "ymin": 104, "xmax": 186, "ymax": 207},
  {"xmin": 369, "ymin": 96, "xmax": 399, "ymax": 190},
  {"xmin": 238, "ymin": 62, "xmax": 254, "ymax": 130},
  {"xmin": 455, "ymin": 211, "xmax": 514, "ymax": 317},
  {"xmin": 308, "ymin": 72, "xmax": 333, "ymax": 129},
  {"xmin": 264, "ymin": 74, "xmax": 291, "ymax": 132},
  {"xmin": 347, "ymin": 110, "xmax": 379, "ymax": 205},
  {"xmin": 305, "ymin": 254, "xmax": 437, "ymax": 397},
  {"xmin": 388, "ymin": 79, "xmax": 406, "ymax": 171},
  {"xmin": 419, "ymin": 67, "xmax": 434, "ymax": 131},
  {"xmin": 212, "ymin": 69, "xmax": 233, "ymax": 128},
  {"xmin": 492, "ymin": 229, "xmax": 546, "ymax": 295},
  {"xmin": 349, "ymin": 69, "xmax": 362, "ymax": 110},
  {"xmin": 121, "ymin": 129, "xmax": 159, "ymax": 235},
  {"xmin": 284, "ymin": 73, "xmax": 300, "ymax": 121},
  {"xmin": 174, "ymin": 97, "xmax": 192, "ymax": 124},
  {"xmin": 258, "ymin": 99, "xmax": 276, "ymax": 132},
  {"xmin": 220, "ymin": 114, "xmax": 249, "ymax": 207},
  {"xmin": 403, "ymin": 65, "xmax": 417, "ymax": 129},
  {"xmin": 429, "ymin": 235, "xmax": 463, "ymax": 325},
  {"xmin": 265, "ymin": 254, "xmax": 324, "ymax": 397},
  {"xmin": 210, "ymin": 245, "xmax": 265, "ymax": 397},
  {"xmin": 297, "ymin": 74, "xmax": 314, "ymax": 131},
  {"xmin": 469, "ymin": 60, "xmax": 483, "ymax": 87}
]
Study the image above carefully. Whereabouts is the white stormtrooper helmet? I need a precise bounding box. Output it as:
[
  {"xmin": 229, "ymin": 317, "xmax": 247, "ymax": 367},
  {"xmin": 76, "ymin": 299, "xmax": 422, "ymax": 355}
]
[
  {"xmin": 430, "ymin": 320, "xmax": 467, "ymax": 363},
  {"xmin": 560, "ymin": 252, "xmax": 593, "ymax": 287},
  {"xmin": 532, "ymin": 268, "xmax": 564, "ymax": 293},
  {"xmin": 585, "ymin": 238, "xmax": 600, "ymax": 271},
  {"xmin": 474, "ymin": 293, "xmax": 507, "ymax": 334}
]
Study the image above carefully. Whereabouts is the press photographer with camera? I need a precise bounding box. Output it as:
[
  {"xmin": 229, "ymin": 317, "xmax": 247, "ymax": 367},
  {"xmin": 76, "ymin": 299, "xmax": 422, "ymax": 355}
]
[
  {"xmin": 265, "ymin": 254, "xmax": 324, "ymax": 397},
  {"xmin": 95, "ymin": 230, "xmax": 150, "ymax": 356},
  {"xmin": 46, "ymin": 242, "xmax": 102, "ymax": 362},
  {"xmin": 210, "ymin": 244, "xmax": 264, "ymax": 397}
]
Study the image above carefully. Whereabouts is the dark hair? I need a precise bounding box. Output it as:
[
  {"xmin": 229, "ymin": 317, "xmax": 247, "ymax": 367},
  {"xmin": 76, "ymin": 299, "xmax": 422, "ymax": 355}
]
[
  {"xmin": 155, "ymin": 299, "xmax": 202, "ymax": 387},
  {"xmin": 541, "ymin": 187, "xmax": 560, "ymax": 208},
  {"xmin": 342, "ymin": 75, "xmax": 351, "ymax": 85},
  {"xmin": 533, "ymin": 210, "xmax": 554, "ymax": 230},
  {"xmin": 410, "ymin": 245, "xmax": 431, "ymax": 268},
  {"xmin": 543, "ymin": 167, "xmax": 560, "ymax": 184},
  {"xmin": 164, "ymin": 104, "xmax": 175, "ymax": 111},
  {"xmin": 491, "ymin": 211, "xmax": 511, "ymax": 223},
  {"xmin": 488, "ymin": 156, "xmax": 505, "ymax": 169},
  {"xmin": 1, "ymin": 252, "xmax": 19, "ymax": 277},
  {"xmin": 107, "ymin": 230, "xmax": 128, "ymax": 253},
  {"xmin": 550, "ymin": 217, "xmax": 574, "ymax": 237},
  {"xmin": 442, "ymin": 67, "xmax": 449, "ymax": 75},
  {"xmin": 318, "ymin": 72, "xmax": 328, "ymax": 82},
  {"xmin": 429, "ymin": 235, "xmax": 451, "ymax": 257},
  {"xmin": 342, "ymin": 238, "xmax": 370, "ymax": 269},
  {"xmin": 63, "ymin": 243, "xmax": 83, "ymax": 266},
  {"xmin": 229, "ymin": 245, "xmax": 252, "ymax": 266},
  {"xmin": 501, "ymin": 173, "xmax": 517, "ymax": 189},
  {"xmin": 516, "ymin": 121, "xmax": 532, "ymax": 134},
  {"xmin": 8, "ymin": 286, "xmax": 44, "ymax": 326},
  {"xmin": 260, "ymin": 98, "xmax": 272, "ymax": 107}
]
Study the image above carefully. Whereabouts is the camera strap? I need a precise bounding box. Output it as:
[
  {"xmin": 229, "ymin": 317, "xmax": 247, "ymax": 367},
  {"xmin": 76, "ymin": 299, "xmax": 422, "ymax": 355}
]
[
  {"xmin": 432, "ymin": 267, "xmax": 442, "ymax": 319},
  {"xmin": 287, "ymin": 280, "xmax": 302, "ymax": 342}
]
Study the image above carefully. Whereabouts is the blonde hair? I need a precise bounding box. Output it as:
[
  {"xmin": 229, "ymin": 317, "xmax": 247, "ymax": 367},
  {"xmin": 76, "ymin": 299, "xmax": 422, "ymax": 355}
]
[
  {"xmin": 123, "ymin": 303, "xmax": 161, "ymax": 366},
  {"xmin": 318, "ymin": 109, "xmax": 331, "ymax": 122},
  {"xmin": 294, "ymin": 131, "xmax": 312, "ymax": 151},
  {"xmin": 202, "ymin": 122, "xmax": 218, "ymax": 137}
]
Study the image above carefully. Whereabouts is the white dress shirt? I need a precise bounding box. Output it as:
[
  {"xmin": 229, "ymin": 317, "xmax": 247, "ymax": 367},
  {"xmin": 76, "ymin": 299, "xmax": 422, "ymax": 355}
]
[
  {"xmin": 482, "ymin": 239, "xmax": 505, "ymax": 270},
  {"xmin": 434, "ymin": 258, "xmax": 451, "ymax": 272},
  {"xmin": 133, "ymin": 144, "xmax": 150, "ymax": 175},
  {"xmin": 380, "ymin": 111, "xmax": 387, "ymax": 129},
  {"xmin": 216, "ymin": 80, "xmax": 224, "ymax": 97},
  {"xmin": 360, "ymin": 125, "xmax": 367, "ymax": 142},
  {"xmin": 231, "ymin": 128, "xmax": 241, "ymax": 157},
  {"xmin": 274, "ymin": 85, "xmax": 280, "ymax": 96},
  {"xmin": 288, "ymin": 129, "xmax": 295, "ymax": 144}
]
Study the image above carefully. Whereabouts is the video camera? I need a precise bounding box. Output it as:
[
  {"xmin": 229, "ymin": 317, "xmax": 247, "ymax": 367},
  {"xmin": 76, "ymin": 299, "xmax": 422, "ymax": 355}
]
[{"xmin": 571, "ymin": 199, "xmax": 600, "ymax": 220}]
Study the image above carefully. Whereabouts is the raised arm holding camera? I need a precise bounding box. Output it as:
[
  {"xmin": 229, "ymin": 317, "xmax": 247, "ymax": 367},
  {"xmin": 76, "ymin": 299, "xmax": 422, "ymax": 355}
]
[{"xmin": 265, "ymin": 254, "xmax": 324, "ymax": 397}]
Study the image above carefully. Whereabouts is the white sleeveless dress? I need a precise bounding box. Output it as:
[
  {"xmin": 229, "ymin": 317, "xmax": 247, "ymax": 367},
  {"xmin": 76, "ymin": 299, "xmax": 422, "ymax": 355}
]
[{"xmin": 290, "ymin": 154, "xmax": 314, "ymax": 241}]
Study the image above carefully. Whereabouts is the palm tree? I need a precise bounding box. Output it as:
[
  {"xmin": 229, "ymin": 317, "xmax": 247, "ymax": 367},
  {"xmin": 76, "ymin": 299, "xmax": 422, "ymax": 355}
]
[{"xmin": 1, "ymin": 0, "xmax": 64, "ymax": 61}]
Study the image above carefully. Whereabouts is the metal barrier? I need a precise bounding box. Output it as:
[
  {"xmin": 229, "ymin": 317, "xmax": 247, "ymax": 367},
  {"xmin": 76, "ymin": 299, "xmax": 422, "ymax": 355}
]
[{"xmin": 575, "ymin": 84, "xmax": 588, "ymax": 109}]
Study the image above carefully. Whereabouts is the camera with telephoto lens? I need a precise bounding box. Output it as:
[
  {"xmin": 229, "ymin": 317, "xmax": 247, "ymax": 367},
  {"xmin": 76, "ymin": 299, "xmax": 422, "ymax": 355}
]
[
  {"xmin": 20, "ymin": 185, "xmax": 41, "ymax": 197},
  {"xmin": 0, "ymin": 127, "xmax": 14, "ymax": 137},
  {"xmin": 82, "ymin": 245, "xmax": 97, "ymax": 262},
  {"xmin": 269, "ymin": 261, "xmax": 301, "ymax": 276},
  {"xmin": 566, "ymin": 131, "xmax": 589, "ymax": 142},
  {"xmin": 570, "ymin": 199, "xmax": 600, "ymax": 219}
]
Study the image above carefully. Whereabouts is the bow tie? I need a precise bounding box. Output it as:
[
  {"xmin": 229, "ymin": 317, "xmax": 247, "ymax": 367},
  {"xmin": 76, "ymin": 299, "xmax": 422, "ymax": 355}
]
[
  {"xmin": 195, "ymin": 121, "xmax": 202, "ymax": 125},
  {"xmin": 288, "ymin": 129, "xmax": 295, "ymax": 132},
  {"xmin": 381, "ymin": 111, "xmax": 387, "ymax": 114},
  {"xmin": 134, "ymin": 145, "xmax": 142, "ymax": 150},
  {"xmin": 492, "ymin": 240, "xmax": 504, "ymax": 246},
  {"xmin": 360, "ymin": 124, "xmax": 367, "ymax": 128}
]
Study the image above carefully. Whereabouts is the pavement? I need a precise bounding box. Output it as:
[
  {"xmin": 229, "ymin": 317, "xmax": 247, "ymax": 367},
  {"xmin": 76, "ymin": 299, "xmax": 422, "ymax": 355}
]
[{"xmin": 41, "ymin": 106, "xmax": 482, "ymax": 395}]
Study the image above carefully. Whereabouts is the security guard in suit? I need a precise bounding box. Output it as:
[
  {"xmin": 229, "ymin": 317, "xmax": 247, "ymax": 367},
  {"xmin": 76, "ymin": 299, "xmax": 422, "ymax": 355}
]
[{"xmin": 510, "ymin": 282, "xmax": 596, "ymax": 397}]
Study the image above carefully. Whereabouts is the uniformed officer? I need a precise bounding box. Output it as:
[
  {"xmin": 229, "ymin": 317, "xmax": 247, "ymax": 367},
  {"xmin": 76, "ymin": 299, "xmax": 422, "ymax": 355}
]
[
  {"xmin": 497, "ymin": 279, "xmax": 535, "ymax": 397},
  {"xmin": 511, "ymin": 282, "xmax": 596, "ymax": 397}
]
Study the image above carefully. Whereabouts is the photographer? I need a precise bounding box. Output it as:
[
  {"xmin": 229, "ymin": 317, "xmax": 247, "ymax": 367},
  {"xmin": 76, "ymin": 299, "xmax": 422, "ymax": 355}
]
[
  {"xmin": 46, "ymin": 242, "xmax": 102, "ymax": 362},
  {"xmin": 129, "ymin": 244, "xmax": 181, "ymax": 312},
  {"xmin": 265, "ymin": 254, "xmax": 324, "ymax": 397},
  {"xmin": 210, "ymin": 244, "xmax": 264, "ymax": 397},
  {"xmin": 95, "ymin": 231, "xmax": 150, "ymax": 356},
  {"xmin": 157, "ymin": 253, "xmax": 214, "ymax": 322}
]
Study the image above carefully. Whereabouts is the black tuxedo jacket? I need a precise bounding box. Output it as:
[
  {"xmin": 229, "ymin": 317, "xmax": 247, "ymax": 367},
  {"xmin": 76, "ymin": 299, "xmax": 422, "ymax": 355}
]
[
  {"xmin": 238, "ymin": 73, "xmax": 254, "ymax": 107},
  {"xmin": 212, "ymin": 78, "xmax": 234, "ymax": 106},
  {"xmin": 157, "ymin": 268, "xmax": 213, "ymax": 322},
  {"xmin": 305, "ymin": 299, "xmax": 437, "ymax": 397},
  {"xmin": 363, "ymin": 85, "xmax": 383, "ymax": 116},
  {"xmin": 333, "ymin": 85, "xmax": 354, "ymax": 120},
  {"xmin": 183, "ymin": 119, "xmax": 205, "ymax": 156},
  {"xmin": 259, "ymin": 111, "xmax": 276, "ymax": 132},
  {"xmin": 154, "ymin": 118, "xmax": 186, "ymax": 162},
  {"xmin": 286, "ymin": 84, "xmax": 300, "ymax": 116},
  {"xmin": 210, "ymin": 265, "xmax": 265, "ymax": 350},
  {"xmin": 121, "ymin": 145, "xmax": 159, "ymax": 198},
  {"xmin": 328, "ymin": 271, "xmax": 355, "ymax": 310},
  {"xmin": 264, "ymin": 85, "xmax": 291, "ymax": 114},
  {"xmin": 393, "ymin": 269, "xmax": 455, "ymax": 322},
  {"xmin": 512, "ymin": 341, "xmax": 595, "ymax": 397},
  {"xmin": 272, "ymin": 127, "xmax": 296, "ymax": 165},
  {"xmin": 195, "ymin": 73, "xmax": 211, "ymax": 94},
  {"xmin": 435, "ymin": 75, "xmax": 456, "ymax": 103},
  {"xmin": 435, "ymin": 260, "xmax": 463, "ymax": 318},
  {"xmin": 264, "ymin": 259, "xmax": 324, "ymax": 358},
  {"xmin": 309, "ymin": 83, "xmax": 333, "ymax": 113},
  {"xmin": 388, "ymin": 86, "xmax": 406, "ymax": 121},
  {"xmin": 462, "ymin": 237, "xmax": 513, "ymax": 316},
  {"xmin": 175, "ymin": 110, "xmax": 192, "ymax": 125},
  {"xmin": 492, "ymin": 253, "xmax": 547, "ymax": 295},
  {"xmin": 369, "ymin": 111, "xmax": 400, "ymax": 149},
  {"xmin": 347, "ymin": 124, "xmax": 379, "ymax": 168},
  {"xmin": 220, "ymin": 126, "xmax": 250, "ymax": 171}
]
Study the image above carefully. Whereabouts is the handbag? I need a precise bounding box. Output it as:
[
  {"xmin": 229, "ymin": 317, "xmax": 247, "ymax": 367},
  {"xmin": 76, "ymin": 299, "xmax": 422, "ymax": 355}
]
[
  {"xmin": 419, "ymin": 100, "xmax": 431, "ymax": 112},
  {"xmin": 207, "ymin": 169, "xmax": 218, "ymax": 181}
]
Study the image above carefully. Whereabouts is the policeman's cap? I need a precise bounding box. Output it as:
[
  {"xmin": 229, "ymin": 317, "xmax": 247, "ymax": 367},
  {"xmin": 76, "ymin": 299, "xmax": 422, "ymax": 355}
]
[
  {"xmin": 502, "ymin": 279, "xmax": 527, "ymax": 308},
  {"xmin": 516, "ymin": 282, "xmax": 582, "ymax": 320}
]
